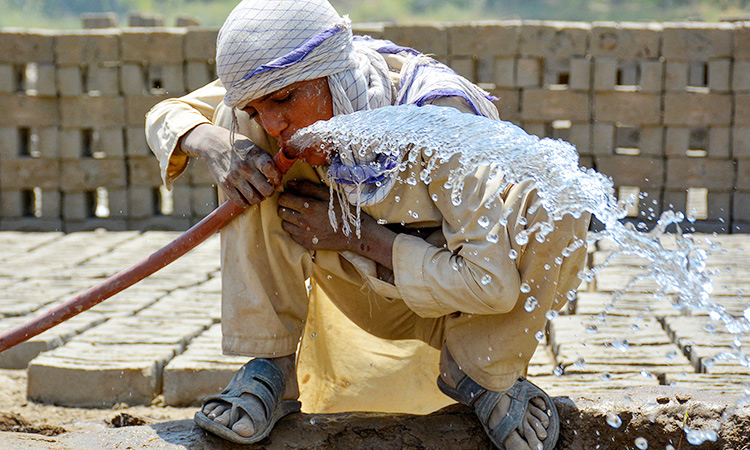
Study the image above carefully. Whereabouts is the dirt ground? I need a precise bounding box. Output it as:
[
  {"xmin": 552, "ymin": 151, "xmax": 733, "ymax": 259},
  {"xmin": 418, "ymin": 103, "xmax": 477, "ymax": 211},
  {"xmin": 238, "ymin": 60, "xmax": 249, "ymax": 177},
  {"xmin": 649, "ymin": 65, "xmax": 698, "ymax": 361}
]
[{"xmin": 0, "ymin": 369, "xmax": 196, "ymax": 436}]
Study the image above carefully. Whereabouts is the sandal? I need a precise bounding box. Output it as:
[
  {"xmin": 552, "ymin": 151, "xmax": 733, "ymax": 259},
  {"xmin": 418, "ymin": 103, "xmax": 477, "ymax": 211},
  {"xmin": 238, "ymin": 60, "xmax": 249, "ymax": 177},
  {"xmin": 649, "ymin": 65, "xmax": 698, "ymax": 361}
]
[
  {"xmin": 194, "ymin": 358, "xmax": 301, "ymax": 444},
  {"xmin": 437, "ymin": 375, "xmax": 560, "ymax": 450}
]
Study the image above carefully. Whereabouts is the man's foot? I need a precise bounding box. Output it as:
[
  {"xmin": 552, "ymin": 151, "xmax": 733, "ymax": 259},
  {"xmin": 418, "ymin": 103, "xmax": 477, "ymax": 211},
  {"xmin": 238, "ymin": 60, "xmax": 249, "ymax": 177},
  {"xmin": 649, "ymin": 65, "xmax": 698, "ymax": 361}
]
[
  {"xmin": 195, "ymin": 355, "xmax": 300, "ymax": 443},
  {"xmin": 439, "ymin": 347, "xmax": 555, "ymax": 450}
]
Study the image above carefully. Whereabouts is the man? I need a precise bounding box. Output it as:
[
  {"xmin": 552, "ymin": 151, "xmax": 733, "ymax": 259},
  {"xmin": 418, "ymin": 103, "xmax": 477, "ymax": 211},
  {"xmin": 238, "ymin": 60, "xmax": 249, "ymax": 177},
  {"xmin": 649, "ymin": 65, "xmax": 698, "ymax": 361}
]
[{"xmin": 146, "ymin": 1, "xmax": 588, "ymax": 448}]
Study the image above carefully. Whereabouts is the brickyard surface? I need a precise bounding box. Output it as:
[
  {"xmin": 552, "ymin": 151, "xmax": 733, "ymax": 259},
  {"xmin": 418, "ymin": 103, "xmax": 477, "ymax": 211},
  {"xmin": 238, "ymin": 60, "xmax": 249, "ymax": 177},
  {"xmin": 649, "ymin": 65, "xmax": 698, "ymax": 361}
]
[{"xmin": 0, "ymin": 230, "xmax": 748, "ymax": 409}]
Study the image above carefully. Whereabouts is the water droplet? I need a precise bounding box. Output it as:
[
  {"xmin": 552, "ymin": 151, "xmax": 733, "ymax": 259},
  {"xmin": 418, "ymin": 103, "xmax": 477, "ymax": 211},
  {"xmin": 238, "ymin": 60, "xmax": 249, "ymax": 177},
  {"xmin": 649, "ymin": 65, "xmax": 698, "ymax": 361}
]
[
  {"xmin": 566, "ymin": 290, "xmax": 576, "ymax": 301},
  {"xmin": 520, "ymin": 283, "xmax": 531, "ymax": 293},
  {"xmin": 311, "ymin": 236, "xmax": 319, "ymax": 245},
  {"xmin": 640, "ymin": 370, "xmax": 654, "ymax": 379},
  {"xmin": 394, "ymin": 196, "xmax": 401, "ymax": 202},
  {"xmin": 553, "ymin": 365, "xmax": 564, "ymax": 376},
  {"xmin": 601, "ymin": 373, "xmax": 611, "ymax": 381},
  {"xmin": 515, "ymin": 233, "xmax": 529, "ymax": 246},
  {"xmin": 309, "ymin": 418, "xmax": 316, "ymax": 425},
  {"xmin": 543, "ymin": 263, "xmax": 551, "ymax": 270},
  {"xmin": 508, "ymin": 249, "xmax": 518, "ymax": 259},
  {"xmin": 610, "ymin": 339, "xmax": 629, "ymax": 352},
  {"xmin": 665, "ymin": 350, "xmax": 677, "ymax": 360},
  {"xmin": 311, "ymin": 332, "xmax": 317, "ymax": 338},
  {"xmin": 586, "ymin": 325, "xmax": 599, "ymax": 334},
  {"xmin": 478, "ymin": 216, "xmax": 490, "ymax": 228},
  {"xmin": 377, "ymin": 218, "xmax": 388, "ymax": 225},
  {"xmin": 535, "ymin": 331, "xmax": 544, "ymax": 342},
  {"xmin": 431, "ymin": 193, "xmax": 439, "ymax": 202},
  {"xmin": 545, "ymin": 310, "xmax": 559, "ymax": 321},
  {"xmin": 524, "ymin": 296, "xmax": 538, "ymax": 312},
  {"xmin": 406, "ymin": 176, "xmax": 417, "ymax": 185},
  {"xmin": 634, "ymin": 437, "xmax": 648, "ymax": 449},
  {"xmin": 303, "ymin": 202, "xmax": 309, "ymax": 208},
  {"xmin": 481, "ymin": 274, "xmax": 492, "ymax": 285},
  {"xmin": 606, "ymin": 412, "xmax": 622, "ymax": 428},
  {"xmin": 486, "ymin": 233, "xmax": 499, "ymax": 243}
]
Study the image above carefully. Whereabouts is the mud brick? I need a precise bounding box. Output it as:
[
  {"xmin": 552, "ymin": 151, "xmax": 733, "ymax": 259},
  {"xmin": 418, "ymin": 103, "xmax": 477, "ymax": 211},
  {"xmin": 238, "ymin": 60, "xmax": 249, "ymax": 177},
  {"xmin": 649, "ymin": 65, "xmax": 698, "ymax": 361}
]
[
  {"xmin": 121, "ymin": 29, "xmax": 185, "ymax": 64},
  {"xmin": 59, "ymin": 96, "xmax": 125, "ymax": 128},
  {"xmin": 184, "ymin": 29, "xmax": 218, "ymax": 61},
  {"xmin": 191, "ymin": 186, "xmax": 218, "ymax": 217},
  {"xmin": 58, "ymin": 129, "xmax": 84, "ymax": 158},
  {"xmin": 665, "ymin": 128, "xmax": 691, "ymax": 157},
  {"xmin": 35, "ymin": 127, "xmax": 59, "ymax": 159},
  {"xmin": 56, "ymin": 66, "xmax": 84, "ymax": 96},
  {"xmin": 476, "ymin": 57, "xmax": 495, "ymax": 84},
  {"xmin": 490, "ymin": 88, "xmax": 520, "ymax": 121},
  {"xmin": 0, "ymin": 95, "xmax": 58, "ymax": 127},
  {"xmin": 40, "ymin": 189, "xmax": 61, "ymax": 218},
  {"xmin": 149, "ymin": 64, "xmax": 185, "ymax": 96},
  {"xmin": 590, "ymin": 22, "xmax": 661, "ymax": 59},
  {"xmin": 568, "ymin": 57, "xmax": 591, "ymax": 91},
  {"xmin": 450, "ymin": 57, "xmax": 475, "ymax": 82},
  {"xmin": 0, "ymin": 30, "xmax": 55, "ymax": 64},
  {"xmin": 735, "ymin": 128, "xmax": 750, "ymax": 158},
  {"xmin": 173, "ymin": 185, "xmax": 192, "ymax": 217},
  {"xmin": 95, "ymin": 127, "xmax": 125, "ymax": 158},
  {"xmin": 519, "ymin": 21, "xmax": 589, "ymax": 59},
  {"xmin": 665, "ymin": 61, "xmax": 688, "ymax": 91},
  {"xmin": 188, "ymin": 159, "xmax": 215, "ymax": 186},
  {"xmin": 541, "ymin": 58, "xmax": 569, "ymax": 87},
  {"xmin": 665, "ymin": 157, "xmax": 734, "ymax": 190},
  {"xmin": 568, "ymin": 123, "xmax": 591, "ymax": 155},
  {"xmin": 34, "ymin": 63, "xmax": 56, "ymax": 96},
  {"xmin": 88, "ymin": 64, "xmax": 120, "ymax": 96},
  {"xmin": 593, "ymin": 57, "xmax": 617, "ymax": 91},
  {"xmin": 735, "ymin": 159, "xmax": 750, "ymax": 190},
  {"xmin": 61, "ymin": 192, "xmax": 88, "ymax": 220},
  {"xmin": 737, "ymin": 93, "xmax": 750, "ymax": 127},
  {"xmin": 82, "ymin": 12, "xmax": 118, "ymax": 29},
  {"xmin": 128, "ymin": 156, "xmax": 163, "ymax": 187},
  {"xmin": 450, "ymin": 22, "xmax": 519, "ymax": 57},
  {"xmin": 664, "ymin": 189, "xmax": 731, "ymax": 222},
  {"xmin": 593, "ymin": 92, "xmax": 661, "ymax": 125},
  {"xmin": 663, "ymin": 92, "xmax": 732, "ymax": 126},
  {"xmin": 707, "ymin": 127, "xmax": 731, "ymax": 159},
  {"xmin": 734, "ymin": 61, "xmax": 750, "ymax": 91},
  {"xmin": 383, "ymin": 24, "xmax": 448, "ymax": 57},
  {"xmin": 121, "ymin": 63, "xmax": 146, "ymax": 95},
  {"xmin": 55, "ymin": 31, "xmax": 120, "ymax": 65},
  {"xmin": 0, "ymin": 64, "xmax": 13, "ymax": 92},
  {"xmin": 0, "ymin": 158, "xmax": 60, "ymax": 189},
  {"xmin": 639, "ymin": 60, "xmax": 663, "ymax": 93},
  {"xmin": 129, "ymin": 216, "xmax": 192, "ymax": 231},
  {"xmin": 521, "ymin": 89, "xmax": 589, "ymax": 122},
  {"xmin": 579, "ymin": 155, "xmax": 593, "ymax": 168},
  {"xmin": 733, "ymin": 191, "xmax": 750, "ymax": 222},
  {"xmin": 125, "ymin": 127, "xmax": 151, "ymax": 157},
  {"xmin": 592, "ymin": 123, "xmax": 614, "ymax": 155},
  {"xmin": 127, "ymin": 186, "xmax": 156, "ymax": 218},
  {"xmin": 522, "ymin": 122, "xmax": 546, "ymax": 139},
  {"xmin": 493, "ymin": 57, "xmax": 515, "ymax": 87},
  {"xmin": 125, "ymin": 95, "xmax": 166, "ymax": 127},
  {"xmin": 186, "ymin": 61, "xmax": 212, "ymax": 91},
  {"xmin": 64, "ymin": 218, "xmax": 128, "ymax": 232},
  {"xmin": 639, "ymin": 127, "xmax": 664, "ymax": 157},
  {"xmin": 0, "ymin": 191, "xmax": 23, "ymax": 217},
  {"xmin": 737, "ymin": 22, "xmax": 750, "ymax": 59},
  {"xmin": 708, "ymin": 59, "xmax": 731, "ymax": 92},
  {"xmin": 662, "ymin": 22, "xmax": 734, "ymax": 60},
  {"xmin": 105, "ymin": 187, "xmax": 128, "ymax": 218},
  {"xmin": 0, "ymin": 127, "xmax": 19, "ymax": 159},
  {"xmin": 60, "ymin": 159, "xmax": 127, "ymax": 192},
  {"xmin": 595, "ymin": 155, "xmax": 664, "ymax": 188},
  {"xmin": 516, "ymin": 57, "xmax": 541, "ymax": 87}
]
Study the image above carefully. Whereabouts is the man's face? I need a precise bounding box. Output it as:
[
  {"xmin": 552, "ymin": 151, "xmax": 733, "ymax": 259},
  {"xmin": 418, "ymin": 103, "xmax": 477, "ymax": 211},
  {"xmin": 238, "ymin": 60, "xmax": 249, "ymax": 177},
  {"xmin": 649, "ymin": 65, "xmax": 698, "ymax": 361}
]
[{"xmin": 242, "ymin": 77, "xmax": 334, "ymax": 165}]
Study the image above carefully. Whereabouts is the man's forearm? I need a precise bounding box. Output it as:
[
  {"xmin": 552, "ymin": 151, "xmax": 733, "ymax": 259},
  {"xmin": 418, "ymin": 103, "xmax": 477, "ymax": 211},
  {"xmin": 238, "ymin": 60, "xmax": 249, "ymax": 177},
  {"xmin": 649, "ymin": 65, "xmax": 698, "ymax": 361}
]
[{"xmin": 177, "ymin": 123, "xmax": 231, "ymax": 159}]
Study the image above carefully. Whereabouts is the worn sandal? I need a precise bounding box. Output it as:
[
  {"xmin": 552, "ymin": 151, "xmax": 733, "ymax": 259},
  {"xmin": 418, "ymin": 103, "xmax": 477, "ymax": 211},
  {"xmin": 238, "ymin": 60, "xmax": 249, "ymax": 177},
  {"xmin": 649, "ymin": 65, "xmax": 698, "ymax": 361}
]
[
  {"xmin": 194, "ymin": 358, "xmax": 301, "ymax": 444},
  {"xmin": 437, "ymin": 375, "xmax": 560, "ymax": 450}
]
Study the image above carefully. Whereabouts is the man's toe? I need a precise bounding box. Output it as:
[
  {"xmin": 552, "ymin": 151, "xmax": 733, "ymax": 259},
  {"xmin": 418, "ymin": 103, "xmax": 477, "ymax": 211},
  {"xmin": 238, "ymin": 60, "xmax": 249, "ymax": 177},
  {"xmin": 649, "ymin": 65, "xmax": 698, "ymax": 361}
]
[
  {"xmin": 231, "ymin": 414, "xmax": 256, "ymax": 438},
  {"xmin": 525, "ymin": 410, "xmax": 547, "ymax": 440},
  {"xmin": 505, "ymin": 430, "xmax": 533, "ymax": 450},
  {"xmin": 212, "ymin": 408, "xmax": 232, "ymax": 427}
]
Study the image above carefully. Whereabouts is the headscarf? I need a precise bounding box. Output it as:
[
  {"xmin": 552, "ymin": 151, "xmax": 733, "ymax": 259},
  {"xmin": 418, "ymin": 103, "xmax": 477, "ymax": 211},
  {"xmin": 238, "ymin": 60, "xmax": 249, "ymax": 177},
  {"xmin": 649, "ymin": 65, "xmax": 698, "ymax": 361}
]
[{"xmin": 216, "ymin": 0, "xmax": 499, "ymax": 234}]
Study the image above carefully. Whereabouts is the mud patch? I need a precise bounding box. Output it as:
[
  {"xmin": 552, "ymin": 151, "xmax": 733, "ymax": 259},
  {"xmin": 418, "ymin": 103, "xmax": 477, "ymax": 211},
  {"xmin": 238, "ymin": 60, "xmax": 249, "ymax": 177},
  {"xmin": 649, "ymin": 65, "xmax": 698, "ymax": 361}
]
[
  {"xmin": 0, "ymin": 412, "xmax": 66, "ymax": 436},
  {"xmin": 109, "ymin": 412, "xmax": 147, "ymax": 428}
]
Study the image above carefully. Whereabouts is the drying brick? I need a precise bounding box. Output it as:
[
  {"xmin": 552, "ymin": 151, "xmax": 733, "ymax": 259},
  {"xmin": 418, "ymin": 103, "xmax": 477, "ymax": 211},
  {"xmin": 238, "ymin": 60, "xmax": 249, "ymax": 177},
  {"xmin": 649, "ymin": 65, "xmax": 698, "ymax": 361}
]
[
  {"xmin": 708, "ymin": 59, "xmax": 732, "ymax": 93},
  {"xmin": 639, "ymin": 60, "xmax": 663, "ymax": 93},
  {"xmin": 128, "ymin": 157, "xmax": 163, "ymax": 187},
  {"xmin": 516, "ymin": 57, "xmax": 541, "ymax": 87},
  {"xmin": 191, "ymin": 186, "xmax": 218, "ymax": 217},
  {"xmin": 519, "ymin": 21, "xmax": 590, "ymax": 59},
  {"xmin": 149, "ymin": 64, "xmax": 185, "ymax": 96},
  {"xmin": 595, "ymin": 155, "xmax": 664, "ymax": 188},
  {"xmin": 125, "ymin": 95, "xmax": 166, "ymax": 127},
  {"xmin": 0, "ymin": 64, "xmax": 13, "ymax": 93},
  {"xmin": 35, "ymin": 127, "xmax": 59, "ymax": 159},
  {"xmin": 663, "ymin": 92, "xmax": 732, "ymax": 126},
  {"xmin": 0, "ymin": 30, "xmax": 55, "ymax": 64},
  {"xmin": 125, "ymin": 127, "xmax": 152, "ymax": 157},
  {"xmin": 0, "ymin": 95, "xmax": 58, "ymax": 127},
  {"xmin": 450, "ymin": 57, "xmax": 475, "ymax": 82},
  {"xmin": 121, "ymin": 64, "xmax": 146, "ymax": 96},
  {"xmin": 450, "ymin": 22, "xmax": 520, "ymax": 57},
  {"xmin": 121, "ymin": 29, "xmax": 185, "ymax": 64},
  {"xmin": 666, "ymin": 157, "xmax": 735, "ymax": 190},
  {"xmin": 569, "ymin": 57, "xmax": 591, "ymax": 91},
  {"xmin": 0, "ymin": 158, "xmax": 60, "ymax": 190},
  {"xmin": 590, "ymin": 22, "xmax": 661, "ymax": 59},
  {"xmin": 734, "ymin": 159, "xmax": 750, "ymax": 191},
  {"xmin": 185, "ymin": 61, "xmax": 212, "ymax": 91},
  {"xmin": 55, "ymin": 31, "xmax": 120, "ymax": 65},
  {"xmin": 662, "ymin": 22, "xmax": 734, "ymax": 60},
  {"xmin": 0, "ymin": 191, "xmax": 23, "ymax": 217},
  {"xmin": 184, "ymin": 29, "xmax": 218, "ymax": 61},
  {"xmin": 34, "ymin": 64, "xmax": 57, "ymax": 97},
  {"xmin": 59, "ymin": 96, "xmax": 125, "ymax": 128},
  {"xmin": 521, "ymin": 89, "xmax": 590, "ymax": 122},
  {"xmin": 664, "ymin": 61, "xmax": 689, "ymax": 91},
  {"xmin": 383, "ymin": 24, "xmax": 448, "ymax": 58},
  {"xmin": 127, "ymin": 186, "xmax": 156, "ymax": 219},
  {"xmin": 737, "ymin": 22, "xmax": 750, "ymax": 59},
  {"xmin": 88, "ymin": 65, "xmax": 120, "ymax": 96},
  {"xmin": 737, "ymin": 93, "xmax": 750, "ymax": 127},
  {"xmin": 593, "ymin": 57, "xmax": 617, "ymax": 91},
  {"xmin": 593, "ymin": 91, "xmax": 661, "ymax": 125},
  {"xmin": 56, "ymin": 66, "xmax": 84, "ymax": 97},
  {"xmin": 60, "ymin": 159, "xmax": 127, "ymax": 192},
  {"xmin": 490, "ymin": 88, "xmax": 520, "ymax": 121},
  {"xmin": 0, "ymin": 127, "xmax": 19, "ymax": 159},
  {"xmin": 735, "ymin": 128, "xmax": 750, "ymax": 159}
]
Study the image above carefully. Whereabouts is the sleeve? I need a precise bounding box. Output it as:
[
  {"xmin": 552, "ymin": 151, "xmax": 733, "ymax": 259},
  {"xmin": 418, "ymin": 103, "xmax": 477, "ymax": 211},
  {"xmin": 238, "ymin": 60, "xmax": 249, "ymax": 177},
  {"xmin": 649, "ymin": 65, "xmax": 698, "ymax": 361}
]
[
  {"xmin": 392, "ymin": 154, "xmax": 523, "ymax": 318},
  {"xmin": 145, "ymin": 79, "xmax": 227, "ymax": 189}
]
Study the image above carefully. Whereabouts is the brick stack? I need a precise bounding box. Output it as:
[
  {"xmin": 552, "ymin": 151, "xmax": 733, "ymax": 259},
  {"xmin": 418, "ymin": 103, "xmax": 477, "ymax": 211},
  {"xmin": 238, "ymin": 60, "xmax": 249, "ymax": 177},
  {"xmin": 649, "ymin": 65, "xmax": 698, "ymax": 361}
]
[{"xmin": 734, "ymin": 22, "xmax": 750, "ymax": 231}]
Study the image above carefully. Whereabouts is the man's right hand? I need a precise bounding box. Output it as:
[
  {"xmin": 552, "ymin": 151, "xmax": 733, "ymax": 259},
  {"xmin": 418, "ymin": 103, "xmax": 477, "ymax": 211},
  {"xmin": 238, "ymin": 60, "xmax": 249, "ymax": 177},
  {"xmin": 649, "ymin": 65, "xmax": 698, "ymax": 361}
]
[{"xmin": 178, "ymin": 123, "xmax": 282, "ymax": 207}]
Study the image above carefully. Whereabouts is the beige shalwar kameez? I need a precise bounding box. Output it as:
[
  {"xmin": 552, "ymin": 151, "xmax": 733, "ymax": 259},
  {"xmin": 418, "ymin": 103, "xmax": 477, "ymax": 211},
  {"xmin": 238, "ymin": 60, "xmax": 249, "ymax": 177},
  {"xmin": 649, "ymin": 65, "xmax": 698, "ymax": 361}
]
[{"xmin": 145, "ymin": 63, "xmax": 589, "ymax": 414}]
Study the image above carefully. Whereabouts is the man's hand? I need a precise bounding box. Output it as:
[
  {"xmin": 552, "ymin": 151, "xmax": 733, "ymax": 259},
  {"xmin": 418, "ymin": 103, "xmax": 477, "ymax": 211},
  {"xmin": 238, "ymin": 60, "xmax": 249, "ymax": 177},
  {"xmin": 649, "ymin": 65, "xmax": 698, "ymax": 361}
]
[
  {"xmin": 179, "ymin": 124, "xmax": 282, "ymax": 207},
  {"xmin": 278, "ymin": 181, "xmax": 397, "ymax": 271}
]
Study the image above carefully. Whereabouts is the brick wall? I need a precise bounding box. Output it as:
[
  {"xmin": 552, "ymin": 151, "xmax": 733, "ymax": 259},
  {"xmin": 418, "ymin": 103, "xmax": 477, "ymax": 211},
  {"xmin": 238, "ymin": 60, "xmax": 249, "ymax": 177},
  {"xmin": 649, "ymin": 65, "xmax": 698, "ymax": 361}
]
[{"xmin": 0, "ymin": 21, "xmax": 747, "ymax": 232}]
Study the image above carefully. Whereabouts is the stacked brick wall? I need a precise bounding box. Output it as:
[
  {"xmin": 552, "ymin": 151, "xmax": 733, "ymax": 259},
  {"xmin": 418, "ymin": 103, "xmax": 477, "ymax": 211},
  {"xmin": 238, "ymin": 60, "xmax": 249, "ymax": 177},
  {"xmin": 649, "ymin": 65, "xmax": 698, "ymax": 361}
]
[{"xmin": 0, "ymin": 22, "xmax": 747, "ymax": 232}]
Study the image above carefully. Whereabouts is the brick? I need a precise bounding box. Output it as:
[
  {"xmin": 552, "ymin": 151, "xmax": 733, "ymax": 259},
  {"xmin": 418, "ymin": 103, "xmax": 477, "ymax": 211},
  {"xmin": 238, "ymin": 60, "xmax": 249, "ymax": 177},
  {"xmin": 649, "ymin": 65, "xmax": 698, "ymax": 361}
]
[
  {"xmin": 541, "ymin": 58, "xmax": 569, "ymax": 87},
  {"xmin": 383, "ymin": 25, "xmax": 448, "ymax": 57},
  {"xmin": 0, "ymin": 158, "xmax": 60, "ymax": 189},
  {"xmin": 735, "ymin": 159, "xmax": 750, "ymax": 190},
  {"xmin": 662, "ymin": 23, "xmax": 734, "ymax": 60},
  {"xmin": 188, "ymin": 160, "xmax": 215, "ymax": 186},
  {"xmin": 708, "ymin": 127, "xmax": 731, "ymax": 159},
  {"xmin": 121, "ymin": 29, "xmax": 186, "ymax": 64},
  {"xmin": 106, "ymin": 187, "xmax": 129, "ymax": 218},
  {"xmin": 449, "ymin": 57, "xmax": 475, "ymax": 82},
  {"xmin": 185, "ymin": 29, "xmax": 218, "ymax": 61},
  {"xmin": 40, "ymin": 189, "xmax": 61, "ymax": 218},
  {"xmin": 663, "ymin": 189, "xmax": 730, "ymax": 224},
  {"xmin": 55, "ymin": 31, "xmax": 120, "ymax": 65},
  {"xmin": 568, "ymin": 123, "xmax": 591, "ymax": 155},
  {"xmin": 590, "ymin": 22, "xmax": 661, "ymax": 59},
  {"xmin": 128, "ymin": 186, "xmax": 156, "ymax": 218},
  {"xmin": 665, "ymin": 61, "xmax": 688, "ymax": 91},
  {"xmin": 522, "ymin": 122, "xmax": 545, "ymax": 138},
  {"xmin": 665, "ymin": 157, "xmax": 734, "ymax": 190},
  {"xmin": 516, "ymin": 57, "xmax": 540, "ymax": 87},
  {"xmin": 569, "ymin": 57, "xmax": 591, "ymax": 91},
  {"xmin": 595, "ymin": 155, "xmax": 664, "ymax": 188},
  {"xmin": 737, "ymin": 23, "xmax": 750, "ymax": 59},
  {"xmin": 476, "ymin": 57, "xmax": 494, "ymax": 84},
  {"xmin": 664, "ymin": 127, "xmax": 690, "ymax": 157},
  {"xmin": 88, "ymin": 64, "xmax": 120, "ymax": 96},
  {"xmin": 0, "ymin": 127, "xmax": 19, "ymax": 159},
  {"xmin": 58, "ymin": 129, "xmax": 83, "ymax": 159},
  {"xmin": 493, "ymin": 57, "xmax": 515, "ymax": 87},
  {"xmin": 707, "ymin": 59, "xmax": 731, "ymax": 92},
  {"xmin": 519, "ymin": 21, "xmax": 590, "ymax": 59},
  {"xmin": 0, "ymin": 95, "xmax": 58, "ymax": 127},
  {"xmin": 737, "ymin": 93, "xmax": 750, "ymax": 127},
  {"xmin": 733, "ymin": 190, "xmax": 750, "ymax": 222},
  {"xmin": 592, "ymin": 123, "xmax": 614, "ymax": 155},
  {"xmin": 638, "ymin": 126, "xmax": 663, "ymax": 157},
  {"xmin": 121, "ymin": 63, "xmax": 146, "ymax": 95},
  {"xmin": 0, "ymin": 30, "xmax": 55, "ymax": 64},
  {"xmin": 95, "ymin": 128, "xmax": 125, "ymax": 158},
  {"xmin": 735, "ymin": 128, "xmax": 750, "ymax": 158},
  {"xmin": 639, "ymin": 60, "xmax": 663, "ymax": 93},
  {"xmin": 450, "ymin": 22, "xmax": 520, "ymax": 57},
  {"xmin": 82, "ymin": 13, "xmax": 118, "ymax": 29},
  {"xmin": 186, "ymin": 61, "xmax": 212, "ymax": 91},
  {"xmin": 172, "ymin": 185, "xmax": 192, "ymax": 217},
  {"xmin": 57, "ymin": 66, "xmax": 84, "ymax": 96},
  {"xmin": 126, "ymin": 95, "xmax": 167, "ymax": 127},
  {"xmin": 663, "ymin": 92, "xmax": 732, "ymax": 126},
  {"xmin": 0, "ymin": 190, "xmax": 23, "ymax": 217},
  {"xmin": 490, "ymin": 88, "xmax": 520, "ymax": 121},
  {"xmin": 593, "ymin": 92, "xmax": 661, "ymax": 125},
  {"xmin": 593, "ymin": 57, "xmax": 617, "ymax": 91},
  {"xmin": 126, "ymin": 127, "xmax": 152, "ymax": 157},
  {"xmin": 60, "ymin": 159, "xmax": 127, "ymax": 191},
  {"xmin": 59, "ymin": 96, "xmax": 125, "ymax": 128},
  {"xmin": 191, "ymin": 186, "xmax": 218, "ymax": 217},
  {"xmin": 128, "ymin": 156, "xmax": 163, "ymax": 187},
  {"xmin": 0, "ymin": 64, "xmax": 13, "ymax": 93},
  {"xmin": 61, "ymin": 192, "xmax": 89, "ymax": 220},
  {"xmin": 149, "ymin": 64, "xmax": 185, "ymax": 96},
  {"xmin": 521, "ymin": 89, "xmax": 589, "ymax": 122},
  {"xmin": 33, "ymin": 64, "xmax": 56, "ymax": 97},
  {"xmin": 35, "ymin": 127, "xmax": 59, "ymax": 159},
  {"xmin": 734, "ymin": 60, "xmax": 750, "ymax": 91}
]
